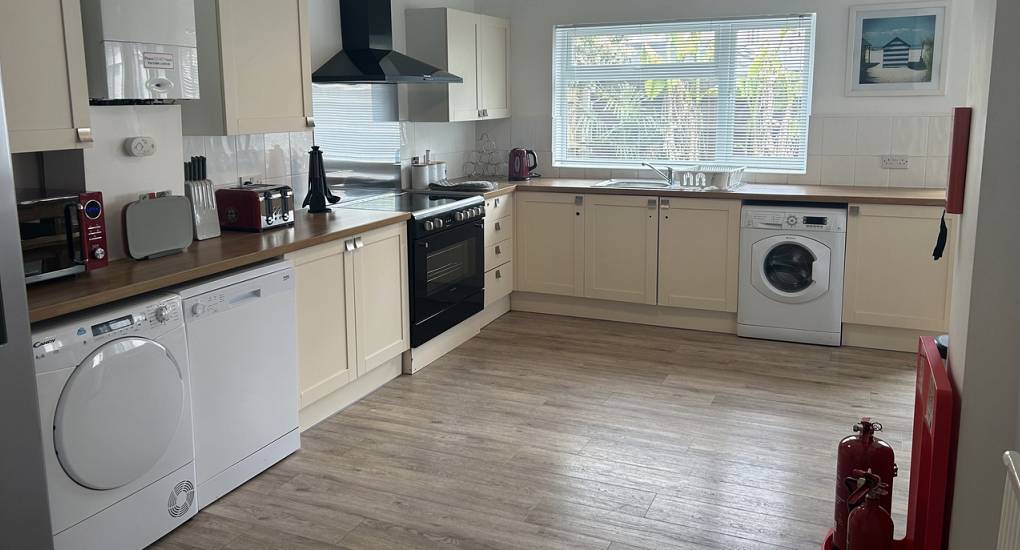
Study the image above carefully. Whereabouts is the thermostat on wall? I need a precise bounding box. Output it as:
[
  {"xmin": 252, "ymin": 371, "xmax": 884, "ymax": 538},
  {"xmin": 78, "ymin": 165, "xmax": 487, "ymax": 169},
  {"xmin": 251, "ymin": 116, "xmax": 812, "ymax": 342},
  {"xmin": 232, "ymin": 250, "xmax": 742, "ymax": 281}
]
[{"xmin": 123, "ymin": 136, "xmax": 157, "ymax": 157}]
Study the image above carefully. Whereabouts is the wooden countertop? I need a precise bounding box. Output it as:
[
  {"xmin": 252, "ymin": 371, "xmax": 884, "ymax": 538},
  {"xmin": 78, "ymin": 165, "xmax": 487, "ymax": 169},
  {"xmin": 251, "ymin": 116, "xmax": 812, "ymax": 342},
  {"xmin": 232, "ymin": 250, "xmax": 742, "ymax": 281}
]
[
  {"xmin": 478, "ymin": 178, "xmax": 947, "ymax": 206},
  {"xmin": 27, "ymin": 209, "xmax": 410, "ymax": 323}
]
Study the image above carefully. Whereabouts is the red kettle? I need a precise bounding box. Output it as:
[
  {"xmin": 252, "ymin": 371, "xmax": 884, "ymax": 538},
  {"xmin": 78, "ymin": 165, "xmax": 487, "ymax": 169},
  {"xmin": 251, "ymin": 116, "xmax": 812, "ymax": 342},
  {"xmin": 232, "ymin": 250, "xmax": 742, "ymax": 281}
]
[{"xmin": 508, "ymin": 148, "xmax": 538, "ymax": 181}]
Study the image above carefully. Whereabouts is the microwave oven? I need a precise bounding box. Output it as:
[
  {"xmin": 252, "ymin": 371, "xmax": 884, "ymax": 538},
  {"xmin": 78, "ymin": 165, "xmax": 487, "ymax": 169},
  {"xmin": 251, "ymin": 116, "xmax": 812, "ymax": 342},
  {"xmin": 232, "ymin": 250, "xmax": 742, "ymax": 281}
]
[{"xmin": 18, "ymin": 192, "xmax": 109, "ymax": 284}]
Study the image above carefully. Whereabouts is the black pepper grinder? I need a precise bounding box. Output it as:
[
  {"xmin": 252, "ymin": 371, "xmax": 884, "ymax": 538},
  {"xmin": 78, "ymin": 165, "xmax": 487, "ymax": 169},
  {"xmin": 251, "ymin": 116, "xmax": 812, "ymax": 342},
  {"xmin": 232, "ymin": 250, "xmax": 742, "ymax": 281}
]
[{"xmin": 303, "ymin": 146, "xmax": 329, "ymax": 213}]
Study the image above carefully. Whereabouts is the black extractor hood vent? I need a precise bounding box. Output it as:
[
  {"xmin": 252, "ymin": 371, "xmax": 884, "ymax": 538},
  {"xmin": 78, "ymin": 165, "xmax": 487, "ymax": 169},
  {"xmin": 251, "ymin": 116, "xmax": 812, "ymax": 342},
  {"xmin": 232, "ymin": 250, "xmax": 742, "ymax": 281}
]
[{"xmin": 313, "ymin": 0, "xmax": 462, "ymax": 84}]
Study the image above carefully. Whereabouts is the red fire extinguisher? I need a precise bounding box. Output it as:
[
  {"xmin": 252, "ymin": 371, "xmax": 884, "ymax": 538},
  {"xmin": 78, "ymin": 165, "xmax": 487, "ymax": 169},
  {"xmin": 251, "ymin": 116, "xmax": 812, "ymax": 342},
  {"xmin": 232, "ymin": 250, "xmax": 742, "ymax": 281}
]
[
  {"xmin": 846, "ymin": 471, "xmax": 894, "ymax": 550},
  {"xmin": 832, "ymin": 418, "xmax": 896, "ymax": 550}
]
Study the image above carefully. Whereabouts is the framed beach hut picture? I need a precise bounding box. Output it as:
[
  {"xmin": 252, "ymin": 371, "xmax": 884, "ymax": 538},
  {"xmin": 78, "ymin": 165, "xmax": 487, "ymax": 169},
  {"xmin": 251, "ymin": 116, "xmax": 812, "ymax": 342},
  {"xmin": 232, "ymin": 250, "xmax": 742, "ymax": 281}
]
[{"xmin": 846, "ymin": 2, "xmax": 948, "ymax": 96}]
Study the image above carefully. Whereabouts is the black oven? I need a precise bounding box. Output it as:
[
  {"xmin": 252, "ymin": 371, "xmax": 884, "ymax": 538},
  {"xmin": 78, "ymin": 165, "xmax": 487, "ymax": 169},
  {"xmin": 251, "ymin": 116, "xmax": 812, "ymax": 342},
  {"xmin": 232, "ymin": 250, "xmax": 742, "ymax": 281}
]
[{"xmin": 409, "ymin": 216, "xmax": 484, "ymax": 347}]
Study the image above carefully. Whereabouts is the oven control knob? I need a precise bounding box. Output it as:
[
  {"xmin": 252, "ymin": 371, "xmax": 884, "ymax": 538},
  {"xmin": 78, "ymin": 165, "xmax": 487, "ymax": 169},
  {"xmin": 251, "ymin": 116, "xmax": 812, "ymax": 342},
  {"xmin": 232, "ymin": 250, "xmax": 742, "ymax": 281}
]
[
  {"xmin": 455, "ymin": 211, "xmax": 466, "ymax": 222},
  {"xmin": 434, "ymin": 218, "xmax": 445, "ymax": 229},
  {"xmin": 423, "ymin": 220, "xmax": 435, "ymax": 231},
  {"xmin": 91, "ymin": 246, "xmax": 106, "ymax": 260}
]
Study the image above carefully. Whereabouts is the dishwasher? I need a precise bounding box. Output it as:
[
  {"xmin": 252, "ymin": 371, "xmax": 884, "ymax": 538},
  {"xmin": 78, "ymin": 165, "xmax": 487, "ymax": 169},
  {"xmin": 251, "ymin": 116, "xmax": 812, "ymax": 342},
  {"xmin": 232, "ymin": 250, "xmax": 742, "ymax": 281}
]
[{"xmin": 173, "ymin": 259, "xmax": 299, "ymax": 509}]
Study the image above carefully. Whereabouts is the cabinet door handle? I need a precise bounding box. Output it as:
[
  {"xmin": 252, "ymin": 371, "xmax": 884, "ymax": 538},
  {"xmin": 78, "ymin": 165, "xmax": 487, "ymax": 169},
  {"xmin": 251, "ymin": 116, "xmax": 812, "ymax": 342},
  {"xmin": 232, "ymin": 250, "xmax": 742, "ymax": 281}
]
[
  {"xmin": 494, "ymin": 198, "xmax": 500, "ymax": 208},
  {"xmin": 344, "ymin": 239, "xmax": 356, "ymax": 252},
  {"xmin": 355, "ymin": 237, "xmax": 365, "ymax": 249},
  {"xmin": 647, "ymin": 199, "xmax": 657, "ymax": 209},
  {"xmin": 495, "ymin": 245, "xmax": 502, "ymax": 255},
  {"xmin": 849, "ymin": 205, "xmax": 860, "ymax": 216},
  {"xmin": 574, "ymin": 196, "xmax": 583, "ymax": 206},
  {"xmin": 76, "ymin": 127, "xmax": 94, "ymax": 143},
  {"xmin": 494, "ymin": 221, "xmax": 501, "ymax": 231},
  {"xmin": 495, "ymin": 269, "xmax": 502, "ymax": 280},
  {"xmin": 660, "ymin": 199, "xmax": 671, "ymax": 210},
  {"xmin": 305, "ymin": 116, "xmax": 316, "ymax": 128}
]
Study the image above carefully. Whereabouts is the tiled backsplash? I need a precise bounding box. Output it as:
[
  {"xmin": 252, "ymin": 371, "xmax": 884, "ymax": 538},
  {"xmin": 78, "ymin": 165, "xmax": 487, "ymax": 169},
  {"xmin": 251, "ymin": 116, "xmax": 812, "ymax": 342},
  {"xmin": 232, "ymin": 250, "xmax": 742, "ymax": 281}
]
[
  {"xmin": 399, "ymin": 121, "xmax": 478, "ymax": 183},
  {"xmin": 183, "ymin": 131, "xmax": 314, "ymax": 197},
  {"xmin": 479, "ymin": 114, "xmax": 953, "ymax": 188}
]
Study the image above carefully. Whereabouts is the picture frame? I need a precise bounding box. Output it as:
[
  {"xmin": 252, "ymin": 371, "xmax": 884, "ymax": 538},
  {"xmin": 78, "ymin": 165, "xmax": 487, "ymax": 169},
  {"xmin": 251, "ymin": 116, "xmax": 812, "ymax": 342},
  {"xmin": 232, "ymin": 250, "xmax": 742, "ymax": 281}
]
[{"xmin": 845, "ymin": 2, "xmax": 948, "ymax": 96}]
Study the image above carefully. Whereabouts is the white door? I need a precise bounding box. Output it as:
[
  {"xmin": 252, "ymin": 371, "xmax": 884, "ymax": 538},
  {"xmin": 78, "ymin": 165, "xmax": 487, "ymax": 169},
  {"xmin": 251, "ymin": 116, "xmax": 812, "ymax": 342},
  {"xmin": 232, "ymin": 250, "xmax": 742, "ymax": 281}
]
[
  {"xmin": 749, "ymin": 234, "xmax": 831, "ymax": 304},
  {"xmin": 515, "ymin": 192, "xmax": 585, "ymax": 296},
  {"xmin": 352, "ymin": 225, "xmax": 409, "ymax": 377},
  {"xmin": 54, "ymin": 337, "xmax": 185, "ymax": 490}
]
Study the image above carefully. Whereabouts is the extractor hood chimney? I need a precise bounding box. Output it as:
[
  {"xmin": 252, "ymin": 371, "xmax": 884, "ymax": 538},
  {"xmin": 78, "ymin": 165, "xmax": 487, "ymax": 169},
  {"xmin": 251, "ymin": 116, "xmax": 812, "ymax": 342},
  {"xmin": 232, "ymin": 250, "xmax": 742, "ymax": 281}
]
[{"xmin": 312, "ymin": 0, "xmax": 462, "ymax": 84}]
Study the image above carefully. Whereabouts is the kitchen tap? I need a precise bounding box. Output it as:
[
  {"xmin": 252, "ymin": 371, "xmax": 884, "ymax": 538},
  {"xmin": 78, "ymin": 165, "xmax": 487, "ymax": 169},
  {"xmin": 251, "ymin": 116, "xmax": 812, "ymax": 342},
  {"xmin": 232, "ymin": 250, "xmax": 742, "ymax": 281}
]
[{"xmin": 642, "ymin": 162, "xmax": 674, "ymax": 186}]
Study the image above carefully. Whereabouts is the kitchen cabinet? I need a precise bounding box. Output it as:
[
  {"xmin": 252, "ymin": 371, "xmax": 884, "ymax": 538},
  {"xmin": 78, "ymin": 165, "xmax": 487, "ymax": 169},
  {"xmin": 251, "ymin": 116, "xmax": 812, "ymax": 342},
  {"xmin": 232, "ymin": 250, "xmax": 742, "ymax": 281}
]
[
  {"xmin": 584, "ymin": 195, "xmax": 659, "ymax": 304},
  {"xmin": 182, "ymin": 0, "xmax": 313, "ymax": 135},
  {"xmin": 657, "ymin": 198, "xmax": 741, "ymax": 312},
  {"xmin": 484, "ymin": 194, "xmax": 514, "ymax": 305},
  {"xmin": 406, "ymin": 8, "xmax": 510, "ymax": 122},
  {"xmin": 286, "ymin": 223, "xmax": 409, "ymax": 410},
  {"xmin": 0, "ymin": 0, "xmax": 92, "ymax": 153},
  {"xmin": 350, "ymin": 223, "xmax": 410, "ymax": 377},
  {"xmin": 515, "ymin": 192, "xmax": 585, "ymax": 296},
  {"xmin": 843, "ymin": 204, "xmax": 954, "ymax": 331}
]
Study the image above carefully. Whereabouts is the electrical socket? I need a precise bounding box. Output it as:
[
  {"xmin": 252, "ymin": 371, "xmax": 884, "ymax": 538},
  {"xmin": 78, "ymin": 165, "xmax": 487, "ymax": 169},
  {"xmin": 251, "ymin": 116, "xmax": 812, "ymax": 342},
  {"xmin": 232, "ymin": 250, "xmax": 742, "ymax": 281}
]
[{"xmin": 880, "ymin": 156, "xmax": 911, "ymax": 170}]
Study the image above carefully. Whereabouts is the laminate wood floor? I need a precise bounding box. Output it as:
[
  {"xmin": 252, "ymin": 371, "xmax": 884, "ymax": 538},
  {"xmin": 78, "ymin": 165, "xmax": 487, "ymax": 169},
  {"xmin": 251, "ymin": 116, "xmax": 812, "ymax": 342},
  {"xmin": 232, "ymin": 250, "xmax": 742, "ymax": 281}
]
[{"xmin": 152, "ymin": 312, "xmax": 916, "ymax": 550}]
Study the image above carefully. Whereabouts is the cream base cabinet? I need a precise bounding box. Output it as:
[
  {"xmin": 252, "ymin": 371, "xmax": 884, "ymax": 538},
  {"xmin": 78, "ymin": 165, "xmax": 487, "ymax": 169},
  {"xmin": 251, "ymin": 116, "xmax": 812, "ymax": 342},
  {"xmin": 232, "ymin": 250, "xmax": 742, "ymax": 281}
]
[
  {"xmin": 406, "ymin": 8, "xmax": 510, "ymax": 122},
  {"xmin": 584, "ymin": 195, "xmax": 659, "ymax": 304},
  {"xmin": 287, "ymin": 241, "xmax": 357, "ymax": 410},
  {"xmin": 183, "ymin": 0, "xmax": 313, "ymax": 135},
  {"xmin": 515, "ymin": 192, "xmax": 585, "ymax": 296},
  {"xmin": 287, "ymin": 223, "xmax": 409, "ymax": 411},
  {"xmin": 658, "ymin": 198, "xmax": 741, "ymax": 312},
  {"xmin": 0, "ymin": 0, "xmax": 91, "ymax": 153},
  {"xmin": 351, "ymin": 224, "xmax": 410, "ymax": 377},
  {"xmin": 843, "ymin": 204, "xmax": 955, "ymax": 331}
]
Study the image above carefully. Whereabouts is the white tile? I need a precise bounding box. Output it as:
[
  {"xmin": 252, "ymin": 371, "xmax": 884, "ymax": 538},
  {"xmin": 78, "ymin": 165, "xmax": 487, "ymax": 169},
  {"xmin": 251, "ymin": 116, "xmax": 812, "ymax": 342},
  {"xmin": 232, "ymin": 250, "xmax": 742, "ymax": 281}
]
[
  {"xmin": 746, "ymin": 172, "xmax": 789, "ymax": 184},
  {"xmin": 888, "ymin": 158, "xmax": 926, "ymax": 188},
  {"xmin": 511, "ymin": 116, "xmax": 539, "ymax": 149},
  {"xmin": 536, "ymin": 151, "xmax": 558, "ymax": 178},
  {"xmin": 204, "ymin": 135, "xmax": 237, "ymax": 186},
  {"xmin": 925, "ymin": 157, "xmax": 950, "ymax": 188},
  {"xmin": 478, "ymin": 119, "xmax": 511, "ymax": 152},
  {"xmin": 610, "ymin": 169, "xmax": 638, "ymax": 179},
  {"xmin": 856, "ymin": 117, "xmax": 892, "ymax": 156},
  {"xmin": 820, "ymin": 156, "xmax": 853, "ymax": 186},
  {"xmin": 559, "ymin": 167, "xmax": 586, "ymax": 179},
  {"xmin": 264, "ymin": 133, "xmax": 291, "ymax": 179},
  {"xmin": 822, "ymin": 117, "xmax": 858, "ymax": 155},
  {"xmin": 183, "ymin": 136, "xmax": 206, "ymax": 161},
  {"xmin": 235, "ymin": 134, "xmax": 265, "ymax": 182},
  {"xmin": 807, "ymin": 115, "xmax": 823, "ymax": 156},
  {"xmin": 891, "ymin": 116, "xmax": 929, "ymax": 156},
  {"xmin": 584, "ymin": 168, "xmax": 611, "ymax": 180},
  {"xmin": 853, "ymin": 156, "xmax": 889, "ymax": 187},
  {"xmin": 788, "ymin": 155, "xmax": 821, "ymax": 185},
  {"xmin": 400, "ymin": 122, "xmax": 416, "ymax": 161},
  {"xmin": 290, "ymin": 174, "xmax": 310, "ymax": 207},
  {"xmin": 290, "ymin": 131, "xmax": 313, "ymax": 175},
  {"xmin": 927, "ymin": 116, "xmax": 952, "ymax": 157},
  {"xmin": 537, "ymin": 117, "xmax": 554, "ymax": 153}
]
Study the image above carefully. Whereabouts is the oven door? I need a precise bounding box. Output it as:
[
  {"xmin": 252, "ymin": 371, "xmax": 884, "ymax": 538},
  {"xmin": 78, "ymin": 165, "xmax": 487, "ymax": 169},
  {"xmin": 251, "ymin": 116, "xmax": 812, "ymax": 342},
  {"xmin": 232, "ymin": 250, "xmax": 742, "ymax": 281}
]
[
  {"xmin": 410, "ymin": 220, "xmax": 484, "ymax": 345},
  {"xmin": 18, "ymin": 199, "xmax": 85, "ymax": 284}
]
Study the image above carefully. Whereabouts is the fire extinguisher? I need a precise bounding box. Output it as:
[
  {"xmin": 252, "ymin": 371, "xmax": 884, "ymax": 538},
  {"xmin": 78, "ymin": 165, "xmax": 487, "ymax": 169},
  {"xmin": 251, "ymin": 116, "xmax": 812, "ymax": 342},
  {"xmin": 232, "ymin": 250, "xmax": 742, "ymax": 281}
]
[
  {"xmin": 832, "ymin": 417, "xmax": 897, "ymax": 550},
  {"xmin": 846, "ymin": 471, "xmax": 894, "ymax": 550}
]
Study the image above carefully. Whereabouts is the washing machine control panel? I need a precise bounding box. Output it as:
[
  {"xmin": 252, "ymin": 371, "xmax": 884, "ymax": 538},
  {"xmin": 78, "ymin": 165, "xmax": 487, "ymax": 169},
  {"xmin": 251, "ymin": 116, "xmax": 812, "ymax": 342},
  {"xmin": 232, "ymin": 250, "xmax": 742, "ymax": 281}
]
[
  {"xmin": 32, "ymin": 298, "xmax": 182, "ymax": 366},
  {"xmin": 743, "ymin": 210, "xmax": 846, "ymax": 232}
]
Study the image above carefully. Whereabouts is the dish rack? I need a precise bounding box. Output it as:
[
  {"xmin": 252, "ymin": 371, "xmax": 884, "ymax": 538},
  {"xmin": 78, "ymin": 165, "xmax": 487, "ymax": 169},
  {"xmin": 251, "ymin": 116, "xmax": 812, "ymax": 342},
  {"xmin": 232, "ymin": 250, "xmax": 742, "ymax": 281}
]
[{"xmin": 677, "ymin": 165, "xmax": 746, "ymax": 190}]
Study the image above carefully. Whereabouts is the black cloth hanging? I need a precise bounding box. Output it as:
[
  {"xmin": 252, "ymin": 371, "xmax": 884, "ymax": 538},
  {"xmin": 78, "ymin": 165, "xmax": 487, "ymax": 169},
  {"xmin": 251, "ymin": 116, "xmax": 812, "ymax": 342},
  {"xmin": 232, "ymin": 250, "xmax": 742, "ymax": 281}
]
[{"xmin": 932, "ymin": 210, "xmax": 949, "ymax": 260}]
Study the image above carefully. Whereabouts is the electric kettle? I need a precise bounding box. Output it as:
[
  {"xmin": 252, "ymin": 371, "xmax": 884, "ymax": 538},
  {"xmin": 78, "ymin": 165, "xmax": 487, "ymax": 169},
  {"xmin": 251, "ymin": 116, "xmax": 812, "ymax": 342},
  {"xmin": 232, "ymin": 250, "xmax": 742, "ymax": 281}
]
[{"xmin": 508, "ymin": 148, "xmax": 538, "ymax": 181}]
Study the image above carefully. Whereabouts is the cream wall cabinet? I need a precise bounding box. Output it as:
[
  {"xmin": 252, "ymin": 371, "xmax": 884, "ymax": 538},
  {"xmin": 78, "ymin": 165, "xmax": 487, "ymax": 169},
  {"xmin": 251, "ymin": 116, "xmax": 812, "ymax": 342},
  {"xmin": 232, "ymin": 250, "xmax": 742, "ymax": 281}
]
[
  {"xmin": 657, "ymin": 198, "xmax": 741, "ymax": 312},
  {"xmin": 583, "ymin": 195, "xmax": 659, "ymax": 304},
  {"xmin": 286, "ymin": 223, "xmax": 409, "ymax": 412},
  {"xmin": 0, "ymin": 0, "xmax": 92, "ymax": 153},
  {"xmin": 515, "ymin": 192, "xmax": 585, "ymax": 296},
  {"xmin": 843, "ymin": 204, "xmax": 955, "ymax": 331},
  {"xmin": 406, "ymin": 8, "xmax": 510, "ymax": 122},
  {"xmin": 182, "ymin": 0, "xmax": 313, "ymax": 135}
]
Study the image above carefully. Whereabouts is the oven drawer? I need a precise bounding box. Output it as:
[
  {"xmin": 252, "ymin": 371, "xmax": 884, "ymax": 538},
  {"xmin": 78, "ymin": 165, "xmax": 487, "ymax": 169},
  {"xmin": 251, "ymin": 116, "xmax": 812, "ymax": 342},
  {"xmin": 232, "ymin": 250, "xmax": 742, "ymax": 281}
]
[
  {"xmin": 485, "ymin": 194, "xmax": 513, "ymax": 221},
  {"xmin": 485, "ymin": 261, "xmax": 514, "ymax": 307},
  {"xmin": 484, "ymin": 216, "xmax": 512, "ymax": 246},
  {"xmin": 484, "ymin": 239, "xmax": 513, "ymax": 271}
]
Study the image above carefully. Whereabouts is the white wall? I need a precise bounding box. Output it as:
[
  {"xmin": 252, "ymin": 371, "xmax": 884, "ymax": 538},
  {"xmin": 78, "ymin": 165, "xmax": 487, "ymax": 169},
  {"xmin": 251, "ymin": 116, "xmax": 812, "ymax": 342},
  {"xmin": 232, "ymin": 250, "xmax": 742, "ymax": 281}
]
[
  {"xmin": 475, "ymin": 0, "xmax": 974, "ymax": 186},
  {"xmin": 947, "ymin": 0, "xmax": 1020, "ymax": 547},
  {"xmin": 83, "ymin": 105, "xmax": 185, "ymax": 261}
]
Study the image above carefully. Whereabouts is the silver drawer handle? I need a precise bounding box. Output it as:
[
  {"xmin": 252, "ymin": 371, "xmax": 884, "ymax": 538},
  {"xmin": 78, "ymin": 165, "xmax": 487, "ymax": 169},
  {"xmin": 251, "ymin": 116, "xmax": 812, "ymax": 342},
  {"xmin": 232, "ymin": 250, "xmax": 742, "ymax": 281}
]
[
  {"xmin": 76, "ymin": 127, "xmax": 94, "ymax": 143},
  {"xmin": 849, "ymin": 205, "xmax": 860, "ymax": 216},
  {"xmin": 494, "ymin": 198, "xmax": 500, "ymax": 208},
  {"xmin": 495, "ymin": 221, "xmax": 501, "ymax": 231},
  {"xmin": 647, "ymin": 199, "xmax": 657, "ymax": 209},
  {"xmin": 574, "ymin": 196, "xmax": 583, "ymax": 206},
  {"xmin": 344, "ymin": 239, "xmax": 356, "ymax": 252},
  {"xmin": 495, "ymin": 245, "xmax": 502, "ymax": 255},
  {"xmin": 355, "ymin": 237, "xmax": 365, "ymax": 249},
  {"xmin": 495, "ymin": 269, "xmax": 502, "ymax": 279},
  {"xmin": 305, "ymin": 116, "xmax": 316, "ymax": 128},
  {"xmin": 660, "ymin": 199, "xmax": 671, "ymax": 210}
]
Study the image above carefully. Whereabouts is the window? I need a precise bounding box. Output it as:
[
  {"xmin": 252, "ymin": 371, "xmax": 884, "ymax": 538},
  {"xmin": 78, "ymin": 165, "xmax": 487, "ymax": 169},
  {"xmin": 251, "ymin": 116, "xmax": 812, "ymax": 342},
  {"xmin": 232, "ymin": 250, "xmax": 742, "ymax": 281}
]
[{"xmin": 553, "ymin": 15, "xmax": 816, "ymax": 172}]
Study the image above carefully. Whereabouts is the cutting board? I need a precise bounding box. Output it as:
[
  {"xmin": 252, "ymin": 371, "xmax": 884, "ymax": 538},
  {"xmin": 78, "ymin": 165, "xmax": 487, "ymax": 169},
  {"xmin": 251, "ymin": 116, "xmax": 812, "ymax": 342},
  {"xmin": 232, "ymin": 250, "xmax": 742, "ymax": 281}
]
[{"xmin": 124, "ymin": 196, "xmax": 194, "ymax": 260}]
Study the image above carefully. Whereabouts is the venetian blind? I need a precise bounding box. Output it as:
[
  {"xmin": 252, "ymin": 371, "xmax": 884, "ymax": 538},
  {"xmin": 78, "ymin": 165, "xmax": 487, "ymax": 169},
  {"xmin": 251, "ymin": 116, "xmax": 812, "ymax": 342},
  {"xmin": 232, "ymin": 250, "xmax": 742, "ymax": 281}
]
[
  {"xmin": 312, "ymin": 83, "xmax": 401, "ymax": 165},
  {"xmin": 552, "ymin": 15, "xmax": 816, "ymax": 173}
]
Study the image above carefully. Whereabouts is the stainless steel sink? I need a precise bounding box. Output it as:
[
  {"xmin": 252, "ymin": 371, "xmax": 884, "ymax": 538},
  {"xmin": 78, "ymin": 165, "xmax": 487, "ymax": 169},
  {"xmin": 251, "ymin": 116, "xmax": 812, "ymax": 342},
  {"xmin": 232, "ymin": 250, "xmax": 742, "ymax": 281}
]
[{"xmin": 595, "ymin": 179, "xmax": 673, "ymax": 189}]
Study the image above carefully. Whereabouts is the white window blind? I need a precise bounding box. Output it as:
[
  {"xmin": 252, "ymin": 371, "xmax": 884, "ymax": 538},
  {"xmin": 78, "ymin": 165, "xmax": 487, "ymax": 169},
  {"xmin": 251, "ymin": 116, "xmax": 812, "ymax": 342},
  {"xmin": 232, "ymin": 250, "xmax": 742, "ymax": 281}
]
[
  {"xmin": 312, "ymin": 83, "xmax": 401, "ymax": 165},
  {"xmin": 553, "ymin": 15, "xmax": 816, "ymax": 173}
]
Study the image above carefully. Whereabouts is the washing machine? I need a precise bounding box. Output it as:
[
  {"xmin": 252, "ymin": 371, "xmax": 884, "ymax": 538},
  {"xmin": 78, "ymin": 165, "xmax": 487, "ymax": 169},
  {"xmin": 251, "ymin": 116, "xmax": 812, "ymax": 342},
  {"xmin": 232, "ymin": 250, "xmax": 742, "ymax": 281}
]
[
  {"xmin": 31, "ymin": 294, "xmax": 197, "ymax": 550},
  {"xmin": 737, "ymin": 204, "xmax": 847, "ymax": 346}
]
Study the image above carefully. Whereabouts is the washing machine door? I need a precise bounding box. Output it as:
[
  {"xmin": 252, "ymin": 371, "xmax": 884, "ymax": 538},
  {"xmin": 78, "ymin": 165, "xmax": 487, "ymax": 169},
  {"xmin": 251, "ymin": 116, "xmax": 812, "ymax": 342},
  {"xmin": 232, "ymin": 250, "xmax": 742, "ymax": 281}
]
[
  {"xmin": 53, "ymin": 337, "xmax": 185, "ymax": 490},
  {"xmin": 750, "ymin": 234, "xmax": 831, "ymax": 304}
]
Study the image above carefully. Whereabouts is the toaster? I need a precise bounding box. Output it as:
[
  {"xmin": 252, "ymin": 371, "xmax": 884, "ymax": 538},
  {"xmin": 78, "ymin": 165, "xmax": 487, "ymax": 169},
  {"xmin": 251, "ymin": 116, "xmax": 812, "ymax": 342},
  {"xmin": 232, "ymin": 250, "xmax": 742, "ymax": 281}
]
[{"xmin": 216, "ymin": 184, "xmax": 294, "ymax": 232}]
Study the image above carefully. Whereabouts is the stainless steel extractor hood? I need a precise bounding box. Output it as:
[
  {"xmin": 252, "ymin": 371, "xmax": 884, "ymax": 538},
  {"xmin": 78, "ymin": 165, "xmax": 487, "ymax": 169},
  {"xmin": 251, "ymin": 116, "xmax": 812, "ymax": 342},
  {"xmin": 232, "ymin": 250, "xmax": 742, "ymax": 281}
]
[{"xmin": 312, "ymin": 0, "xmax": 462, "ymax": 84}]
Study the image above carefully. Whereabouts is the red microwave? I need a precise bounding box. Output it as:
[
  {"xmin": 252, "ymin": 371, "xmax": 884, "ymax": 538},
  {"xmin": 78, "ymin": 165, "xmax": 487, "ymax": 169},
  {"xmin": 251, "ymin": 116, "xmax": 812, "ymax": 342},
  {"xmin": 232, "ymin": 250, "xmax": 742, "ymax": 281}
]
[{"xmin": 17, "ymin": 191, "xmax": 109, "ymax": 284}]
